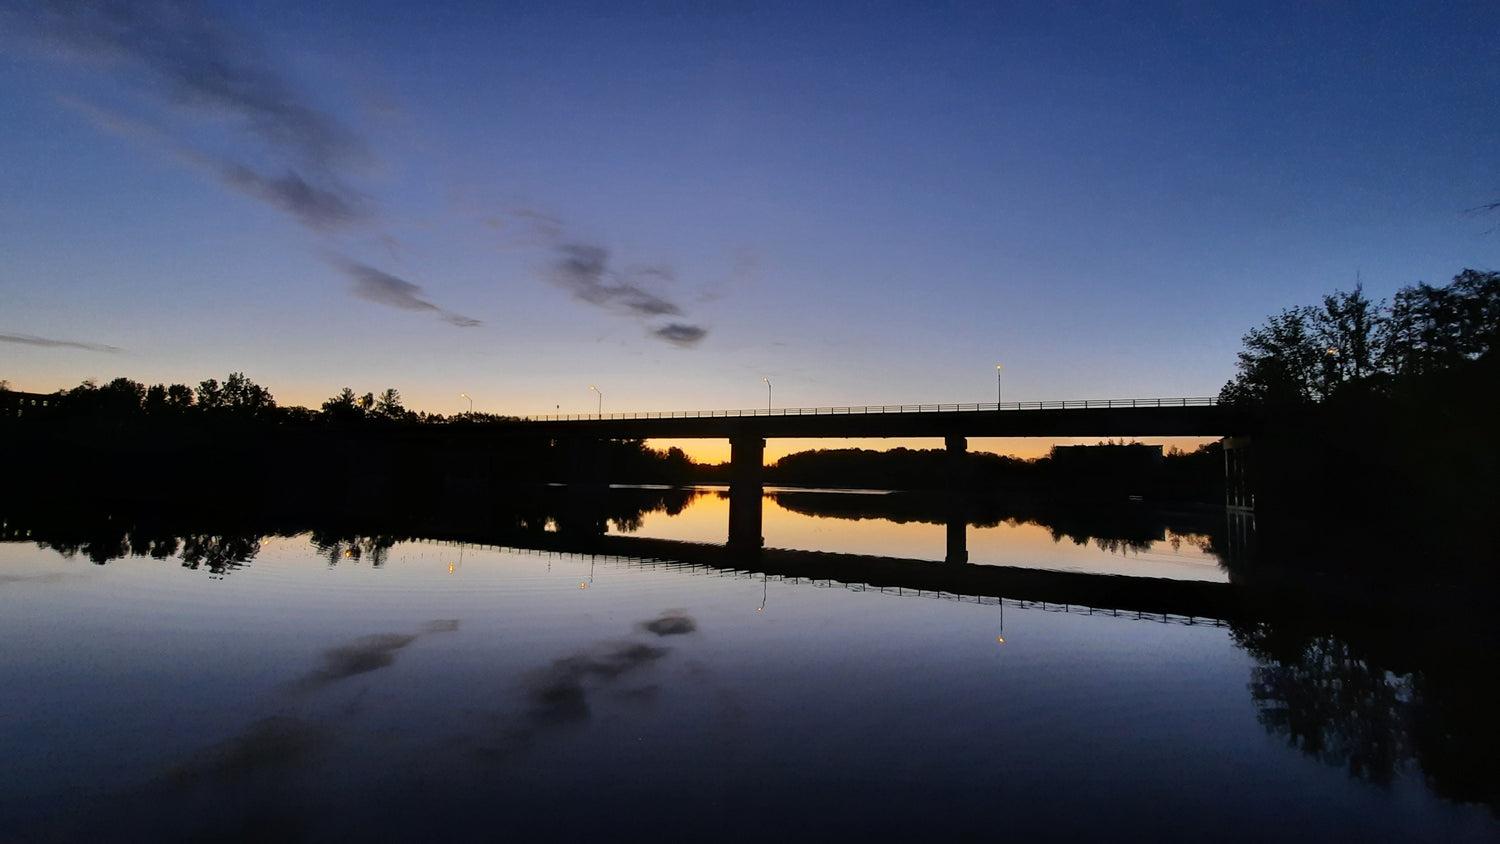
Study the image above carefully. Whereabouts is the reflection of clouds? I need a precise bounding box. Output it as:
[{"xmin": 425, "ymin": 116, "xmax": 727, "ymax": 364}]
[
  {"xmin": 639, "ymin": 609, "xmax": 696, "ymax": 636},
  {"xmin": 474, "ymin": 612, "xmax": 695, "ymax": 761},
  {"xmin": 526, "ymin": 641, "xmax": 671, "ymax": 726},
  {"xmin": 0, "ymin": 572, "xmax": 70, "ymax": 586},
  {"xmin": 163, "ymin": 715, "xmax": 330, "ymax": 787},
  {"xmin": 288, "ymin": 620, "xmax": 459, "ymax": 693}
]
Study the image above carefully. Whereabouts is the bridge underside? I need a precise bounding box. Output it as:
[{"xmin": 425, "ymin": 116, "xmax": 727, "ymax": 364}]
[{"xmin": 529, "ymin": 406, "xmax": 1260, "ymax": 538}]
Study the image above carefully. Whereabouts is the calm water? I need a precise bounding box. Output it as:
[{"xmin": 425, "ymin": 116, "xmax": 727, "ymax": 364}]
[{"xmin": 1, "ymin": 487, "xmax": 1495, "ymax": 842}]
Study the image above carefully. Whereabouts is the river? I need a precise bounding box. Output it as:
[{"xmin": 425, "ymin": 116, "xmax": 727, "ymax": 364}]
[{"xmin": 1, "ymin": 486, "xmax": 1494, "ymax": 841}]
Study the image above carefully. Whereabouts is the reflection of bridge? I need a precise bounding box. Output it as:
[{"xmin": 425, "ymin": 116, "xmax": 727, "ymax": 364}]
[
  {"xmin": 428, "ymin": 528, "xmax": 1245, "ymax": 623},
  {"xmin": 501, "ymin": 398, "xmax": 1261, "ymax": 524}
]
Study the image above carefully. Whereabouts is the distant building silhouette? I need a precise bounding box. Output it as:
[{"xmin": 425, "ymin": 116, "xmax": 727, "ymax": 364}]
[{"xmin": 1, "ymin": 390, "xmax": 55, "ymax": 418}]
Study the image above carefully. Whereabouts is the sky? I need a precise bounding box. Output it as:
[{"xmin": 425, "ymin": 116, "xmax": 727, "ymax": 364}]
[{"xmin": 3, "ymin": 1, "xmax": 1498, "ymax": 461}]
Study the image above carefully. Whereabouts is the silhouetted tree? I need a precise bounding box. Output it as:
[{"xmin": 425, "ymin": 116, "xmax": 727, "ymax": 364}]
[
  {"xmin": 165, "ymin": 383, "xmax": 195, "ymax": 410},
  {"xmin": 1220, "ymin": 306, "xmax": 1326, "ymax": 406},
  {"xmin": 1314, "ymin": 284, "xmax": 1382, "ymax": 388},
  {"xmin": 374, "ymin": 388, "xmax": 405, "ymax": 420},
  {"xmin": 196, "ymin": 378, "xmax": 223, "ymax": 410},
  {"xmin": 221, "ymin": 372, "xmax": 275, "ymax": 416},
  {"xmin": 144, "ymin": 383, "xmax": 169, "ymax": 414},
  {"xmin": 321, "ymin": 387, "xmax": 363, "ymax": 424},
  {"xmin": 1223, "ymin": 270, "xmax": 1500, "ymax": 405}
]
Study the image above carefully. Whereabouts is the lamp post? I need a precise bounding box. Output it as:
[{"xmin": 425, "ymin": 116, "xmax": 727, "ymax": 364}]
[
  {"xmin": 995, "ymin": 364, "xmax": 1003, "ymax": 407},
  {"xmin": 589, "ymin": 385, "xmax": 602, "ymax": 418},
  {"xmin": 460, "ymin": 392, "xmax": 472, "ymax": 414},
  {"xmin": 763, "ymin": 377, "xmax": 771, "ymax": 412}
]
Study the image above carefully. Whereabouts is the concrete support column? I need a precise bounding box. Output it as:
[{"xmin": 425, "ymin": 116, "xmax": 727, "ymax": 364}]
[
  {"xmin": 944, "ymin": 436, "xmax": 969, "ymax": 489},
  {"xmin": 1222, "ymin": 436, "xmax": 1254, "ymax": 511},
  {"xmin": 730, "ymin": 436, "xmax": 765, "ymax": 488},
  {"xmin": 564, "ymin": 437, "xmax": 611, "ymax": 487},
  {"xmin": 728, "ymin": 437, "xmax": 765, "ymax": 553}
]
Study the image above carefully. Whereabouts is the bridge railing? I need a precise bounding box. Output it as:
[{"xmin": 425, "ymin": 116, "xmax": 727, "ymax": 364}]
[{"xmin": 524, "ymin": 396, "xmax": 1220, "ymax": 422}]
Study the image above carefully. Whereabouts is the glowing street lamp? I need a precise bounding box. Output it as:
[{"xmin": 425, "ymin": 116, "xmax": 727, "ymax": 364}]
[
  {"xmin": 762, "ymin": 377, "xmax": 772, "ymax": 412},
  {"xmin": 995, "ymin": 364, "xmax": 1003, "ymax": 406},
  {"xmin": 589, "ymin": 385, "xmax": 602, "ymax": 418},
  {"xmin": 460, "ymin": 392, "xmax": 473, "ymax": 414}
]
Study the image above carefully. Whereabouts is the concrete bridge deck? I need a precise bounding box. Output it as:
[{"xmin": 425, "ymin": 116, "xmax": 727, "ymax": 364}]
[{"xmin": 501, "ymin": 397, "xmax": 1257, "ymax": 440}]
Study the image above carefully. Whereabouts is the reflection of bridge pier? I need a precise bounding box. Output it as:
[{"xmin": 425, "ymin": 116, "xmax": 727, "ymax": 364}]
[
  {"xmin": 945, "ymin": 436, "xmax": 969, "ymax": 564},
  {"xmin": 728, "ymin": 436, "xmax": 765, "ymax": 553},
  {"xmin": 1223, "ymin": 436, "xmax": 1253, "ymax": 510}
]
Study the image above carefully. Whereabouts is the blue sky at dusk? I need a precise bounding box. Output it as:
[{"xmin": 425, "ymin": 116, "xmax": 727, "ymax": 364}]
[{"xmin": 3, "ymin": 1, "xmax": 1498, "ymax": 454}]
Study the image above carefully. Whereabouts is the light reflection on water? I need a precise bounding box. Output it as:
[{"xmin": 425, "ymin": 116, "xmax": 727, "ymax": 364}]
[
  {"xmin": 0, "ymin": 499, "xmax": 1496, "ymax": 841},
  {"xmin": 617, "ymin": 487, "xmax": 1228, "ymax": 581}
]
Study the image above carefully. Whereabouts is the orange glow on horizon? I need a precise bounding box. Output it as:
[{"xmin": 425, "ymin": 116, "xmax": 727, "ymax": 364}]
[{"xmin": 648, "ymin": 436, "xmax": 1219, "ymax": 465}]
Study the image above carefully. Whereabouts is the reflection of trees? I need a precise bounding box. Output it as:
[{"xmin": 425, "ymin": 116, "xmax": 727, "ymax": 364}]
[
  {"xmin": 179, "ymin": 534, "xmax": 264, "ymax": 575},
  {"xmin": 37, "ymin": 527, "xmax": 266, "ymax": 572},
  {"xmin": 1231, "ymin": 617, "xmax": 1499, "ymax": 813},
  {"xmin": 310, "ymin": 532, "xmax": 397, "ymax": 567},
  {"xmin": 1091, "ymin": 537, "xmax": 1154, "ymax": 555},
  {"xmin": 1234, "ymin": 623, "xmax": 1412, "ymax": 786},
  {"xmin": 772, "ymin": 490, "xmax": 1228, "ymax": 563}
]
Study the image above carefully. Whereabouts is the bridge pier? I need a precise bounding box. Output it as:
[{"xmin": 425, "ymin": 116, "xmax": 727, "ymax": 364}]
[
  {"xmin": 944, "ymin": 436, "xmax": 969, "ymax": 489},
  {"xmin": 564, "ymin": 437, "xmax": 612, "ymax": 487},
  {"xmin": 728, "ymin": 437, "xmax": 765, "ymax": 552},
  {"xmin": 1223, "ymin": 436, "xmax": 1254, "ymax": 510}
]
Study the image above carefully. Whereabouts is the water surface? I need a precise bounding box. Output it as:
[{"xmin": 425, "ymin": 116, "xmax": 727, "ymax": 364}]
[{"xmin": 1, "ymin": 488, "xmax": 1494, "ymax": 841}]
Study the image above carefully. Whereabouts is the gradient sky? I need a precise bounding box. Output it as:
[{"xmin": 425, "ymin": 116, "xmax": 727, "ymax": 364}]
[{"xmin": 3, "ymin": 1, "xmax": 1498, "ymax": 460}]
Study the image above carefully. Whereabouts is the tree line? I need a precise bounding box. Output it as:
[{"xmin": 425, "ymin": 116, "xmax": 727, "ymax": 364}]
[
  {"xmin": 2, "ymin": 373, "xmax": 507, "ymax": 426},
  {"xmin": 1220, "ymin": 268, "xmax": 1499, "ymax": 405}
]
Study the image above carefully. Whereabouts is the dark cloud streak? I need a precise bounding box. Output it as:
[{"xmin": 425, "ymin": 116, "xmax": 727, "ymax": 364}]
[
  {"xmin": 12, "ymin": 0, "xmax": 365, "ymax": 170},
  {"xmin": 548, "ymin": 243, "xmax": 683, "ymax": 317},
  {"xmin": 332, "ymin": 257, "xmax": 482, "ymax": 328},
  {"xmin": 652, "ymin": 324, "xmax": 708, "ymax": 348},
  {"xmin": 0, "ymin": 332, "xmax": 123, "ymax": 353},
  {"xmin": 8, "ymin": 1, "xmax": 371, "ymax": 235},
  {"xmin": 220, "ymin": 163, "xmax": 364, "ymax": 231},
  {"xmin": 545, "ymin": 243, "xmax": 710, "ymax": 348}
]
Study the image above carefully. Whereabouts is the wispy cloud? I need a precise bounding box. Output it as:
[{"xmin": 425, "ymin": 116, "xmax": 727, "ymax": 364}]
[
  {"xmin": 8, "ymin": 0, "xmax": 369, "ymax": 237},
  {"xmin": 8, "ymin": 1, "xmax": 716, "ymax": 342},
  {"xmin": 548, "ymin": 244, "xmax": 683, "ymax": 317},
  {"xmin": 63, "ymin": 97, "xmax": 369, "ymax": 232},
  {"xmin": 333, "ymin": 257, "xmax": 481, "ymax": 328},
  {"xmin": 546, "ymin": 243, "xmax": 711, "ymax": 347},
  {"xmin": 0, "ymin": 332, "xmax": 123, "ymax": 353},
  {"xmin": 11, "ymin": 0, "xmax": 365, "ymax": 171},
  {"xmin": 219, "ymin": 163, "xmax": 365, "ymax": 231}
]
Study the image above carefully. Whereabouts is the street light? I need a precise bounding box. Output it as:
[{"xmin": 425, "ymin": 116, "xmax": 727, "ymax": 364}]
[
  {"xmin": 589, "ymin": 385, "xmax": 602, "ymax": 418},
  {"xmin": 762, "ymin": 377, "xmax": 771, "ymax": 412},
  {"xmin": 460, "ymin": 392, "xmax": 472, "ymax": 414},
  {"xmin": 995, "ymin": 364, "xmax": 1003, "ymax": 406}
]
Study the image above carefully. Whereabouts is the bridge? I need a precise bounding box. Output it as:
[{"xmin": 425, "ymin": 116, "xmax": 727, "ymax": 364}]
[{"xmin": 493, "ymin": 397, "xmax": 1262, "ymax": 539}]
